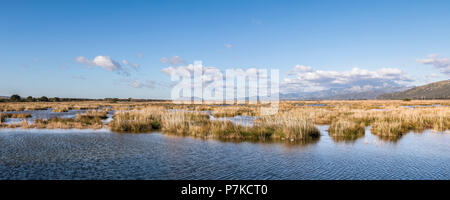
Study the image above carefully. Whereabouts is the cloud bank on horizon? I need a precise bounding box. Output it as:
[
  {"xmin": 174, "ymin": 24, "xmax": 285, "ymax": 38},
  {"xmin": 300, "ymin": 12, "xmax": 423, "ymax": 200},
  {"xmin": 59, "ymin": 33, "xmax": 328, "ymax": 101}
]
[
  {"xmin": 71, "ymin": 52, "xmax": 450, "ymax": 98},
  {"xmin": 417, "ymin": 54, "xmax": 450, "ymax": 76},
  {"xmin": 282, "ymin": 65, "xmax": 413, "ymax": 94},
  {"xmin": 159, "ymin": 59, "xmax": 417, "ymax": 95}
]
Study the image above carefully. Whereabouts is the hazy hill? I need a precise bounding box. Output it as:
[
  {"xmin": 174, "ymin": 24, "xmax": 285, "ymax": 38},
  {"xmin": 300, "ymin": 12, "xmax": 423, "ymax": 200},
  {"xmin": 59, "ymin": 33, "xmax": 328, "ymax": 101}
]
[
  {"xmin": 377, "ymin": 80, "xmax": 450, "ymax": 100},
  {"xmin": 281, "ymin": 86, "xmax": 409, "ymax": 100}
]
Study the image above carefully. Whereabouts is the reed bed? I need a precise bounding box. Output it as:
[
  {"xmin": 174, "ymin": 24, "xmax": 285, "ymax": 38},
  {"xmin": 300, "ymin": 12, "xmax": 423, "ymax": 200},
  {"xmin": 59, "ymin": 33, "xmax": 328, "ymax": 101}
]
[
  {"xmin": 1, "ymin": 100, "xmax": 449, "ymax": 141},
  {"xmin": 211, "ymin": 106, "xmax": 257, "ymax": 117},
  {"xmin": 29, "ymin": 110, "xmax": 109, "ymax": 129},
  {"xmin": 256, "ymin": 111, "xmax": 320, "ymax": 141},
  {"xmin": 0, "ymin": 113, "xmax": 32, "ymax": 119},
  {"xmin": 0, "ymin": 113, "xmax": 32, "ymax": 123},
  {"xmin": 328, "ymin": 119, "xmax": 365, "ymax": 139},
  {"xmin": 52, "ymin": 106, "xmax": 70, "ymax": 112},
  {"xmin": 0, "ymin": 110, "xmax": 109, "ymax": 129},
  {"xmin": 108, "ymin": 106, "xmax": 319, "ymax": 141},
  {"xmin": 160, "ymin": 111, "xmax": 298, "ymax": 141},
  {"xmin": 0, "ymin": 113, "xmax": 9, "ymax": 123},
  {"xmin": 109, "ymin": 107, "xmax": 164, "ymax": 133},
  {"xmin": 31, "ymin": 117, "xmax": 103, "ymax": 129},
  {"xmin": 82, "ymin": 110, "xmax": 108, "ymax": 119}
]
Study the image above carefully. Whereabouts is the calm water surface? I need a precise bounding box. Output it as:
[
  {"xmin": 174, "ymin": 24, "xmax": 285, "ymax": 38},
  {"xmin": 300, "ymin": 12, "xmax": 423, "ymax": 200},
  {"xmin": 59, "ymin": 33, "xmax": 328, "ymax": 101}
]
[{"xmin": 0, "ymin": 126, "xmax": 449, "ymax": 180}]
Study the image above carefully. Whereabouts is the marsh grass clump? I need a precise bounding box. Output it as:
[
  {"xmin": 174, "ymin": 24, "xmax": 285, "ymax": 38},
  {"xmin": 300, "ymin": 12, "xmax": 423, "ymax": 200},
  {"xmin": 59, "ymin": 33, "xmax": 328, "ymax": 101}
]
[
  {"xmin": 75, "ymin": 111, "xmax": 108, "ymax": 125},
  {"xmin": 296, "ymin": 101, "xmax": 450, "ymax": 137},
  {"xmin": 212, "ymin": 106, "xmax": 257, "ymax": 118},
  {"xmin": 208, "ymin": 121, "xmax": 279, "ymax": 140},
  {"xmin": 23, "ymin": 110, "xmax": 108, "ymax": 129},
  {"xmin": 256, "ymin": 111, "xmax": 320, "ymax": 141},
  {"xmin": 162, "ymin": 112, "xmax": 275, "ymax": 140},
  {"xmin": 432, "ymin": 112, "xmax": 450, "ymax": 132},
  {"xmin": 10, "ymin": 113, "xmax": 32, "ymax": 118},
  {"xmin": 52, "ymin": 107, "xmax": 70, "ymax": 112},
  {"xmin": 160, "ymin": 112, "xmax": 210, "ymax": 135},
  {"xmin": 161, "ymin": 109, "xmax": 319, "ymax": 141},
  {"xmin": 328, "ymin": 119, "xmax": 365, "ymax": 139},
  {"xmin": 0, "ymin": 113, "xmax": 32, "ymax": 123},
  {"xmin": 109, "ymin": 107, "xmax": 163, "ymax": 133},
  {"xmin": 2, "ymin": 107, "xmax": 25, "ymax": 112},
  {"xmin": 72, "ymin": 105, "xmax": 101, "ymax": 110},
  {"xmin": 25, "ymin": 105, "xmax": 50, "ymax": 111},
  {"xmin": 33, "ymin": 116, "xmax": 103, "ymax": 129},
  {"xmin": 0, "ymin": 113, "xmax": 10, "ymax": 123},
  {"xmin": 83, "ymin": 110, "xmax": 108, "ymax": 119},
  {"xmin": 368, "ymin": 107, "xmax": 450, "ymax": 137},
  {"xmin": 370, "ymin": 120, "xmax": 408, "ymax": 137}
]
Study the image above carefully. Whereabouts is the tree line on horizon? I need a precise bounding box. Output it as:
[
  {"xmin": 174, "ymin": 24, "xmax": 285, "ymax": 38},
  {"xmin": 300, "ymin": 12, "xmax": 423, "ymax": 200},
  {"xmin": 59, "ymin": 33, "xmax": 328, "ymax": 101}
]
[{"xmin": 0, "ymin": 94, "xmax": 167, "ymax": 103}]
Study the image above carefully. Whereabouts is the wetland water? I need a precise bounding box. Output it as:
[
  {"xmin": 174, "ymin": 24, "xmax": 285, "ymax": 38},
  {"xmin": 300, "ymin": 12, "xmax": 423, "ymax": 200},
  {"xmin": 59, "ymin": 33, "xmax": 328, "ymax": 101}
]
[{"xmin": 0, "ymin": 126, "xmax": 448, "ymax": 180}]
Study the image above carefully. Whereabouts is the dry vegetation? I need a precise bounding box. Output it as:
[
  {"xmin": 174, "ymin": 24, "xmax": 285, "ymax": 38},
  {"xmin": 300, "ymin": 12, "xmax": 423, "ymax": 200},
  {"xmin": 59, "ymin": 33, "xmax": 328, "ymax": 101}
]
[
  {"xmin": 0, "ymin": 110, "xmax": 108, "ymax": 129},
  {"xmin": 108, "ymin": 106, "xmax": 319, "ymax": 141},
  {"xmin": 109, "ymin": 107, "xmax": 163, "ymax": 133},
  {"xmin": 328, "ymin": 119, "xmax": 365, "ymax": 139},
  {"xmin": 1, "ymin": 100, "xmax": 449, "ymax": 142}
]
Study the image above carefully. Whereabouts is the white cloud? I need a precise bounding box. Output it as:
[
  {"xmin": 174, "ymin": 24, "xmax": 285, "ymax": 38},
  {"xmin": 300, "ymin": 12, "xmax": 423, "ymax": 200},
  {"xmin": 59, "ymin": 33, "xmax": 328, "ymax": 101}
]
[
  {"xmin": 417, "ymin": 54, "xmax": 450, "ymax": 76},
  {"xmin": 120, "ymin": 78, "xmax": 154, "ymax": 89},
  {"xmin": 282, "ymin": 66, "xmax": 412, "ymax": 93},
  {"xmin": 122, "ymin": 59, "xmax": 140, "ymax": 70},
  {"xmin": 160, "ymin": 56, "xmax": 186, "ymax": 66},
  {"xmin": 75, "ymin": 56, "xmax": 92, "ymax": 65},
  {"xmin": 92, "ymin": 56, "xmax": 120, "ymax": 71},
  {"xmin": 224, "ymin": 44, "xmax": 232, "ymax": 49},
  {"xmin": 288, "ymin": 65, "xmax": 313, "ymax": 75},
  {"xmin": 76, "ymin": 55, "xmax": 131, "ymax": 76},
  {"xmin": 129, "ymin": 80, "xmax": 154, "ymax": 89},
  {"xmin": 161, "ymin": 61, "xmax": 223, "ymax": 85},
  {"xmin": 161, "ymin": 61, "xmax": 275, "ymax": 101}
]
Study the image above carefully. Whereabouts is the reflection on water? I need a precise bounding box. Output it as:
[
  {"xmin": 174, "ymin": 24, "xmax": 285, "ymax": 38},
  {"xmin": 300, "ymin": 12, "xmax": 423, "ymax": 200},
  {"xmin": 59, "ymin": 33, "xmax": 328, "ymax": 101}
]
[
  {"xmin": 374, "ymin": 135, "xmax": 402, "ymax": 143},
  {"xmin": 0, "ymin": 126, "xmax": 449, "ymax": 180},
  {"xmin": 329, "ymin": 128, "xmax": 366, "ymax": 143},
  {"xmin": 211, "ymin": 134, "xmax": 320, "ymax": 146}
]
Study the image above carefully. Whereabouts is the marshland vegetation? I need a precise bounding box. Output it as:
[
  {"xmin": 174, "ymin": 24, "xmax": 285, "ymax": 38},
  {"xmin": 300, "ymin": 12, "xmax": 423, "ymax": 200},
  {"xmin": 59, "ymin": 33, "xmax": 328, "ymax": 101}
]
[
  {"xmin": 328, "ymin": 119, "xmax": 365, "ymax": 140},
  {"xmin": 0, "ymin": 110, "xmax": 109, "ymax": 129},
  {"xmin": 109, "ymin": 106, "xmax": 319, "ymax": 141},
  {"xmin": 0, "ymin": 100, "xmax": 449, "ymax": 142}
]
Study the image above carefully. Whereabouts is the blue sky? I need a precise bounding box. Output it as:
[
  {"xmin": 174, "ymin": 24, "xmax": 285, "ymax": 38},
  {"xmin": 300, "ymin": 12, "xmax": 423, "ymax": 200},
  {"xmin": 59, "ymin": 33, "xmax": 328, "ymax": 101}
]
[{"xmin": 1, "ymin": 0, "xmax": 450, "ymax": 99}]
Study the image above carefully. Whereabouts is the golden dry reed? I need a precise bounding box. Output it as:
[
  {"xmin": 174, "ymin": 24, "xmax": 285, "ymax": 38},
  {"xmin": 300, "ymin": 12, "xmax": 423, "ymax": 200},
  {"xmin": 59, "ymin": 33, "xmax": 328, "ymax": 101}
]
[
  {"xmin": 109, "ymin": 106, "xmax": 319, "ymax": 141},
  {"xmin": 0, "ymin": 100, "xmax": 449, "ymax": 141}
]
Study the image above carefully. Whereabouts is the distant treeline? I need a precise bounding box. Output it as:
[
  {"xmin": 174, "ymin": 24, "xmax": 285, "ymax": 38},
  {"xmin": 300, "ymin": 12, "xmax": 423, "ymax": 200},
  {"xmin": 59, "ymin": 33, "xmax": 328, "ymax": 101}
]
[{"xmin": 0, "ymin": 94, "xmax": 169, "ymax": 103}]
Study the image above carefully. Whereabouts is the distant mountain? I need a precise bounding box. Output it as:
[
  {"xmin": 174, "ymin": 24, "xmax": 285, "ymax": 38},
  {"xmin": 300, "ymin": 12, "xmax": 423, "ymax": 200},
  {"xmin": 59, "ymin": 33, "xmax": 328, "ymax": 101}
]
[
  {"xmin": 377, "ymin": 80, "xmax": 450, "ymax": 100},
  {"xmin": 281, "ymin": 86, "xmax": 409, "ymax": 100},
  {"xmin": 0, "ymin": 96, "xmax": 8, "ymax": 99}
]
